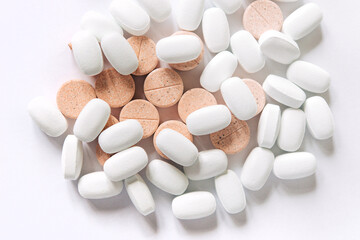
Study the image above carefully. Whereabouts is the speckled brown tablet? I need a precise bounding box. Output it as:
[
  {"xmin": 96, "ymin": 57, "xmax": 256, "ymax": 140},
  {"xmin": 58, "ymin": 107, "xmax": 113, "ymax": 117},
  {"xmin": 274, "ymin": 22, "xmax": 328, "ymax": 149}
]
[
  {"xmin": 128, "ymin": 36, "xmax": 158, "ymax": 76},
  {"xmin": 56, "ymin": 79, "xmax": 96, "ymax": 119},
  {"xmin": 144, "ymin": 68, "xmax": 184, "ymax": 108},
  {"xmin": 243, "ymin": 78, "xmax": 266, "ymax": 115},
  {"xmin": 243, "ymin": 0, "xmax": 283, "ymax": 39},
  {"xmin": 103, "ymin": 115, "xmax": 119, "ymax": 131},
  {"xmin": 119, "ymin": 99, "xmax": 160, "ymax": 139},
  {"xmin": 96, "ymin": 143, "xmax": 111, "ymax": 166}
]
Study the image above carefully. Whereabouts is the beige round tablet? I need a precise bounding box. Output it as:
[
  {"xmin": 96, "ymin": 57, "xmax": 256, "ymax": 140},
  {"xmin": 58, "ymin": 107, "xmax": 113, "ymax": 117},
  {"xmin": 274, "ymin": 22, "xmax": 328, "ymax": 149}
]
[
  {"xmin": 178, "ymin": 88, "xmax": 217, "ymax": 122},
  {"xmin": 243, "ymin": 78, "xmax": 266, "ymax": 115},
  {"xmin": 57, "ymin": 79, "xmax": 96, "ymax": 119},
  {"xmin": 144, "ymin": 68, "xmax": 184, "ymax": 108},
  {"xmin": 119, "ymin": 99, "xmax": 160, "ymax": 139},
  {"xmin": 128, "ymin": 36, "xmax": 158, "ymax": 76},
  {"xmin": 103, "ymin": 115, "xmax": 119, "ymax": 131},
  {"xmin": 96, "ymin": 143, "xmax": 111, "ymax": 166},
  {"xmin": 243, "ymin": 0, "xmax": 283, "ymax": 39}
]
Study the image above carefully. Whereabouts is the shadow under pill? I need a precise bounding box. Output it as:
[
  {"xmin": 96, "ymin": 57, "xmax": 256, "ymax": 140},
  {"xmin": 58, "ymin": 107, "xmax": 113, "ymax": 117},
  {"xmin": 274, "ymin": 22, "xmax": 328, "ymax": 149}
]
[
  {"xmin": 278, "ymin": 174, "xmax": 317, "ymax": 195},
  {"xmin": 297, "ymin": 26, "xmax": 323, "ymax": 57},
  {"xmin": 179, "ymin": 213, "xmax": 218, "ymax": 232},
  {"xmin": 87, "ymin": 193, "xmax": 130, "ymax": 212},
  {"xmin": 230, "ymin": 210, "xmax": 247, "ymax": 227},
  {"xmin": 143, "ymin": 212, "xmax": 159, "ymax": 233},
  {"xmin": 245, "ymin": 175, "xmax": 275, "ymax": 205}
]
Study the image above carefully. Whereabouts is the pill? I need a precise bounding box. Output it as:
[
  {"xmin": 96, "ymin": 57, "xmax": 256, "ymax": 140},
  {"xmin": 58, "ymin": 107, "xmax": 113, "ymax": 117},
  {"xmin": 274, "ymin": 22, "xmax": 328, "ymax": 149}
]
[
  {"xmin": 56, "ymin": 80, "xmax": 96, "ymax": 119},
  {"xmin": 103, "ymin": 115, "xmax": 119, "ymax": 131},
  {"xmin": 262, "ymin": 74, "xmax": 306, "ymax": 108},
  {"xmin": 73, "ymin": 99, "xmax": 111, "ymax": 142},
  {"xmin": 155, "ymin": 129, "xmax": 198, "ymax": 166},
  {"xmin": 215, "ymin": 170, "xmax": 246, "ymax": 214},
  {"xmin": 119, "ymin": 100, "xmax": 160, "ymax": 139},
  {"xmin": 304, "ymin": 96, "xmax": 334, "ymax": 140},
  {"xmin": 94, "ymin": 68, "xmax": 135, "ymax": 108},
  {"xmin": 146, "ymin": 159, "xmax": 189, "ymax": 195},
  {"xmin": 243, "ymin": 0, "xmax": 283, "ymax": 39},
  {"xmin": 273, "ymin": 152, "xmax": 316, "ymax": 180},
  {"xmin": 125, "ymin": 174, "xmax": 155, "ymax": 216},
  {"xmin": 28, "ymin": 96, "xmax": 68, "ymax": 137},
  {"xmin": 277, "ymin": 108, "xmax": 306, "ymax": 152},
  {"xmin": 283, "ymin": 3, "xmax": 323, "ymax": 40},
  {"xmin": 257, "ymin": 104, "xmax": 281, "ymax": 149},
  {"xmin": 61, "ymin": 135, "xmax": 83, "ymax": 180},
  {"xmin": 273, "ymin": 0, "xmax": 298, "ymax": 2},
  {"xmin": 137, "ymin": 0, "xmax": 171, "ymax": 22},
  {"xmin": 96, "ymin": 143, "xmax": 111, "ymax": 166},
  {"xmin": 221, "ymin": 77, "xmax": 258, "ymax": 120},
  {"xmin": 287, "ymin": 61, "xmax": 330, "ymax": 93},
  {"xmin": 176, "ymin": 0, "xmax": 204, "ymax": 31},
  {"xmin": 243, "ymin": 78, "xmax": 266, "ymax": 115},
  {"xmin": 172, "ymin": 191, "xmax": 216, "ymax": 220},
  {"xmin": 78, "ymin": 171, "xmax": 123, "ymax": 199},
  {"xmin": 144, "ymin": 68, "xmax": 184, "ymax": 108},
  {"xmin": 259, "ymin": 30, "xmax": 300, "ymax": 64},
  {"xmin": 98, "ymin": 119, "xmax": 143, "ymax": 154},
  {"xmin": 212, "ymin": 0, "xmax": 241, "ymax": 15},
  {"xmin": 104, "ymin": 146, "xmax": 148, "ymax": 181},
  {"xmin": 202, "ymin": 8, "xmax": 230, "ymax": 53},
  {"xmin": 200, "ymin": 51, "xmax": 238, "ymax": 92},
  {"xmin": 241, "ymin": 147, "xmax": 275, "ymax": 191}
]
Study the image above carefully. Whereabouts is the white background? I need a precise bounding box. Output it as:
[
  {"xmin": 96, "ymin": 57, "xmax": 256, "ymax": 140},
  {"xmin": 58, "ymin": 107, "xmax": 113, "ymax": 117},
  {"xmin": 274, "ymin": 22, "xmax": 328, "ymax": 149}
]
[{"xmin": 1, "ymin": 0, "xmax": 360, "ymax": 239}]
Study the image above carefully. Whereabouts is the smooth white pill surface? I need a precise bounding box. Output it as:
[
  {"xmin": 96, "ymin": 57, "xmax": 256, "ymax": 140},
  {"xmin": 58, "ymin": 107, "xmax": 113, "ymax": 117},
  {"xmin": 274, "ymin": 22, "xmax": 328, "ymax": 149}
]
[
  {"xmin": 274, "ymin": 152, "xmax": 316, "ymax": 179},
  {"xmin": 61, "ymin": 135, "xmax": 83, "ymax": 180},
  {"xmin": 257, "ymin": 104, "xmax": 281, "ymax": 149},
  {"xmin": 176, "ymin": 0, "xmax": 204, "ymax": 31},
  {"xmin": 212, "ymin": 0, "xmax": 242, "ymax": 14},
  {"xmin": 137, "ymin": 0, "xmax": 171, "ymax": 22}
]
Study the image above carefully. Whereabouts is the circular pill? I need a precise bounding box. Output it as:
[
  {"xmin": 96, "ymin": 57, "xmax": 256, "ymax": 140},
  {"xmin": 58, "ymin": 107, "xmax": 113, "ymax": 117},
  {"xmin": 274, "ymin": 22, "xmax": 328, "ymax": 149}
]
[
  {"xmin": 119, "ymin": 99, "xmax": 160, "ymax": 139},
  {"xmin": 178, "ymin": 88, "xmax": 217, "ymax": 123},
  {"xmin": 96, "ymin": 143, "xmax": 111, "ymax": 166},
  {"xmin": 144, "ymin": 68, "xmax": 184, "ymax": 108},
  {"xmin": 243, "ymin": 0, "xmax": 283, "ymax": 39},
  {"xmin": 57, "ymin": 79, "xmax": 96, "ymax": 119},
  {"xmin": 243, "ymin": 78, "xmax": 266, "ymax": 115}
]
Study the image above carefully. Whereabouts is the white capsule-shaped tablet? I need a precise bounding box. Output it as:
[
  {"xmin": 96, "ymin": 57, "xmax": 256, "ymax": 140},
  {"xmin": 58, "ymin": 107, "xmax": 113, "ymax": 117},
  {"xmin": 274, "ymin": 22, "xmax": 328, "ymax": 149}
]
[
  {"xmin": 172, "ymin": 191, "xmax": 216, "ymax": 220},
  {"xmin": 73, "ymin": 99, "xmax": 110, "ymax": 143},
  {"xmin": 78, "ymin": 171, "xmax": 123, "ymax": 199},
  {"xmin": 200, "ymin": 51, "xmax": 238, "ymax": 92},
  {"xmin": 28, "ymin": 96, "xmax": 68, "ymax": 137},
  {"xmin": 156, "ymin": 129, "xmax": 198, "ymax": 166},
  {"xmin": 98, "ymin": 120, "xmax": 143, "ymax": 154},
  {"xmin": 61, "ymin": 135, "xmax": 83, "ymax": 180},
  {"xmin": 304, "ymin": 96, "xmax": 334, "ymax": 140},
  {"xmin": 212, "ymin": 0, "xmax": 242, "ymax": 15},
  {"xmin": 263, "ymin": 74, "xmax": 306, "ymax": 108},
  {"xmin": 257, "ymin": 104, "xmax": 281, "ymax": 149},
  {"xmin": 137, "ymin": 0, "xmax": 171, "ymax": 22},
  {"xmin": 176, "ymin": 0, "xmax": 204, "ymax": 31},
  {"xmin": 259, "ymin": 30, "xmax": 300, "ymax": 64},
  {"xmin": 221, "ymin": 77, "xmax": 258, "ymax": 120},
  {"xmin": 274, "ymin": 152, "xmax": 316, "ymax": 179},
  {"xmin": 241, "ymin": 147, "xmax": 275, "ymax": 191},
  {"xmin": 146, "ymin": 159, "xmax": 189, "ymax": 195},
  {"xmin": 215, "ymin": 170, "xmax": 246, "ymax": 214}
]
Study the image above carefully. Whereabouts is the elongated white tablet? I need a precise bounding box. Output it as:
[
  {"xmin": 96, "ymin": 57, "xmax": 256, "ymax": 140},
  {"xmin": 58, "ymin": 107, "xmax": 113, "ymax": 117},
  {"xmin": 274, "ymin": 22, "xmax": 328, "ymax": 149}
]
[
  {"xmin": 73, "ymin": 99, "xmax": 110, "ymax": 142},
  {"xmin": 28, "ymin": 96, "xmax": 68, "ymax": 137},
  {"xmin": 257, "ymin": 104, "xmax": 281, "ymax": 149},
  {"xmin": 172, "ymin": 191, "xmax": 216, "ymax": 220},
  {"xmin": 61, "ymin": 135, "xmax": 83, "ymax": 180},
  {"xmin": 78, "ymin": 171, "xmax": 123, "ymax": 199},
  {"xmin": 137, "ymin": 0, "xmax": 171, "ymax": 22},
  {"xmin": 241, "ymin": 147, "xmax": 275, "ymax": 191},
  {"xmin": 274, "ymin": 152, "xmax": 316, "ymax": 179},
  {"xmin": 177, "ymin": 0, "xmax": 204, "ymax": 31},
  {"xmin": 146, "ymin": 159, "xmax": 189, "ymax": 195},
  {"xmin": 212, "ymin": 0, "xmax": 241, "ymax": 14},
  {"xmin": 263, "ymin": 74, "xmax": 306, "ymax": 108},
  {"xmin": 283, "ymin": 3, "xmax": 323, "ymax": 40},
  {"xmin": 304, "ymin": 96, "xmax": 334, "ymax": 140}
]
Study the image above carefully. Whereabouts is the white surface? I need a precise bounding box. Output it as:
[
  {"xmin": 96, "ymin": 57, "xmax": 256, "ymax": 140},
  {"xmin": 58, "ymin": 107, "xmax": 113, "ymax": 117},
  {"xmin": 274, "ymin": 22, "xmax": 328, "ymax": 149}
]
[{"xmin": 1, "ymin": 0, "xmax": 360, "ymax": 239}]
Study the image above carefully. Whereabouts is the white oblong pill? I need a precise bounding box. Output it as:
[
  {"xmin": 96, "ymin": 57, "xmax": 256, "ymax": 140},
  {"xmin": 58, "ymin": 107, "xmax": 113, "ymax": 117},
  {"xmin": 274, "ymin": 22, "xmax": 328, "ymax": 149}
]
[
  {"xmin": 71, "ymin": 30, "xmax": 104, "ymax": 76},
  {"xmin": 202, "ymin": 8, "xmax": 230, "ymax": 53},
  {"xmin": 259, "ymin": 30, "xmax": 300, "ymax": 65},
  {"xmin": 274, "ymin": 152, "xmax": 316, "ymax": 179},
  {"xmin": 215, "ymin": 170, "xmax": 246, "ymax": 214},
  {"xmin": 221, "ymin": 77, "xmax": 258, "ymax": 120},
  {"xmin": 263, "ymin": 74, "xmax": 306, "ymax": 108},
  {"xmin": 200, "ymin": 51, "xmax": 238, "ymax": 92},
  {"xmin": 287, "ymin": 61, "xmax": 330, "ymax": 93},
  {"xmin": 137, "ymin": 0, "xmax": 171, "ymax": 23},
  {"xmin": 78, "ymin": 171, "xmax": 123, "ymax": 199},
  {"xmin": 61, "ymin": 135, "xmax": 83, "ymax": 180},
  {"xmin": 304, "ymin": 96, "xmax": 334, "ymax": 140},
  {"xmin": 176, "ymin": 0, "xmax": 204, "ymax": 31},
  {"xmin": 212, "ymin": 0, "xmax": 241, "ymax": 15},
  {"xmin": 172, "ymin": 191, "xmax": 216, "ymax": 220},
  {"xmin": 241, "ymin": 147, "xmax": 275, "ymax": 191},
  {"xmin": 28, "ymin": 96, "xmax": 68, "ymax": 137},
  {"xmin": 73, "ymin": 99, "xmax": 110, "ymax": 143},
  {"xmin": 146, "ymin": 159, "xmax": 189, "ymax": 195},
  {"xmin": 104, "ymin": 146, "xmax": 148, "ymax": 182},
  {"xmin": 101, "ymin": 32, "xmax": 138, "ymax": 75},
  {"xmin": 257, "ymin": 104, "xmax": 281, "ymax": 149},
  {"xmin": 283, "ymin": 3, "xmax": 322, "ymax": 40},
  {"xmin": 98, "ymin": 119, "xmax": 143, "ymax": 154},
  {"xmin": 156, "ymin": 129, "xmax": 198, "ymax": 166}
]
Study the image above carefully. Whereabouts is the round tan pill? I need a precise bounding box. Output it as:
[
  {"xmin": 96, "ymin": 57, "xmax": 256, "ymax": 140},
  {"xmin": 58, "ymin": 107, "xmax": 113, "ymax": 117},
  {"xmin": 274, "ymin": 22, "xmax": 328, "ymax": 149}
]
[
  {"xmin": 103, "ymin": 115, "xmax": 119, "ymax": 131},
  {"xmin": 243, "ymin": 0, "xmax": 283, "ymax": 39},
  {"xmin": 243, "ymin": 78, "xmax": 266, "ymax": 115},
  {"xmin": 96, "ymin": 143, "xmax": 111, "ymax": 166},
  {"xmin": 210, "ymin": 114, "xmax": 250, "ymax": 154},
  {"xmin": 178, "ymin": 88, "xmax": 217, "ymax": 123},
  {"xmin": 144, "ymin": 68, "xmax": 184, "ymax": 108},
  {"xmin": 56, "ymin": 79, "xmax": 96, "ymax": 119},
  {"xmin": 119, "ymin": 99, "xmax": 160, "ymax": 139}
]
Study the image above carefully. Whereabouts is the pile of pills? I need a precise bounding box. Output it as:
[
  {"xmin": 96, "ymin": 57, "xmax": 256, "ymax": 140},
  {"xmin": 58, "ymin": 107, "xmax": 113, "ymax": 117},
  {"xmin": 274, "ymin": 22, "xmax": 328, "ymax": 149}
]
[{"xmin": 28, "ymin": 0, "xmax": 334, "ymax": 220}]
